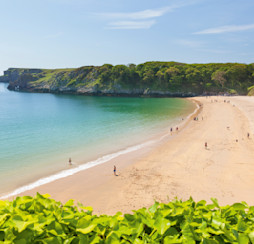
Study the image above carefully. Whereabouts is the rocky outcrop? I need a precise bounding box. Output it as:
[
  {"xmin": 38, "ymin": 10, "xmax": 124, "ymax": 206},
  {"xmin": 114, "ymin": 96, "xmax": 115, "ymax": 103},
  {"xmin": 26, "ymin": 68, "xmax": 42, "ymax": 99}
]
[
  {"xmin": 0, "ymin": 76, "xmax": 9, "ymax": 83},
  {"xmin": 0, "ymin": 65, "xmax": 217, "ymax": 97},
  {"xmin": 1, "ymin": 67, "xmax": 197, "ymax": 97},
  {"xmin": 2, "ymin": 62, "xmax": 254, "ymax": 96},
  {"xmin": 1, "ymin": 68, "xmax": 42, "ymax": 82}
]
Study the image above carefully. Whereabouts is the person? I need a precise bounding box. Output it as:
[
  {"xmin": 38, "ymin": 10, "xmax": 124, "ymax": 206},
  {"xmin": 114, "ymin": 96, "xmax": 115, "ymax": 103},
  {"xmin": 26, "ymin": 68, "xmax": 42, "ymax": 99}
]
[
  {"xmin": 247, "ymin": 132, "xmax": 250, "ymax": 138},
  {"xmin": 113, "ymin": 165, "xmax": 116, "ymax": 176},
  {"xmin": 69, "ymin": 158, "xmax": 72, "ymax": 165},
  {"xmin": 205, "ymin": 142, "xmax": 207, "ymax": 149}
]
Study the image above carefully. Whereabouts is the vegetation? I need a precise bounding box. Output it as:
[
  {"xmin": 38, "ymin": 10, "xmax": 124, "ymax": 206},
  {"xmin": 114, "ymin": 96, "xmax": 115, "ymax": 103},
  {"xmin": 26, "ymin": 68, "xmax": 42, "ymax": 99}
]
[
  {"xmin": 3, "ymin": 62, "xmax": 254, "ymax": 96},
  {"xmin": 1, "ymin": 193, "xmax": 254, "ymax": 243}
]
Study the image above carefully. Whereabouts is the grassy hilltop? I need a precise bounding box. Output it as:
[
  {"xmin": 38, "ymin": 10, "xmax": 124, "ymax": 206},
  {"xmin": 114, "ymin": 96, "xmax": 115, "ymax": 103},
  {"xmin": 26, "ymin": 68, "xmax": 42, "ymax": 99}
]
[{"xmin": 2, "ymin": 62, "xmax": 254, "ymax": 96}]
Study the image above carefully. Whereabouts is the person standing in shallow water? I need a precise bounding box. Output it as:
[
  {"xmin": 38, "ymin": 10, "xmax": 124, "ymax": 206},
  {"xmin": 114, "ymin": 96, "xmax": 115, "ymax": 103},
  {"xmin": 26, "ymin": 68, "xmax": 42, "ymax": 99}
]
[
  {"xmin": 69, "ymin": 158, "xmax": 72, "ymax": 165},
  {"xmin": 114, "ymin": 165, "xmax": 116, "ymax": 176}
]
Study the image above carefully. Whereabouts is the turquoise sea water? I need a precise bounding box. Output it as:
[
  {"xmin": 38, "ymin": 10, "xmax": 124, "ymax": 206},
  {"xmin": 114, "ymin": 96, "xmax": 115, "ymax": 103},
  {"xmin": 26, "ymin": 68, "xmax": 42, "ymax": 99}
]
[{"xmin": 0, "ymin": 83, "xmax": 195, "ymax": 196}]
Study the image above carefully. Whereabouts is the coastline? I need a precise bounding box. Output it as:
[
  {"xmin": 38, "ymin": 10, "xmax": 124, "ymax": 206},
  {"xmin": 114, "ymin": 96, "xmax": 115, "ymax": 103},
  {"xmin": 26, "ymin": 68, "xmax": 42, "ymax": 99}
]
[
  {"xmin": 0, "ymin": 84, "xmax": 195, "ymax": 197},
  {"xmin": 1, "ymin": 98, "xmax": 199, "ymax": 201},
  {"xmin": 5, "ymin": 96, "xmax": 254, "ymax": 216}
]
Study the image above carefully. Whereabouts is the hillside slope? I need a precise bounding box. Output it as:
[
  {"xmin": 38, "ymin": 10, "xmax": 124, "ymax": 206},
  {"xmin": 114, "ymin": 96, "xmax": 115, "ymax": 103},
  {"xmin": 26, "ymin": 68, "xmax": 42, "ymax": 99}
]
[{"xmin": 1, "ymin": 62, "xmax": 254, "ymax": 96}]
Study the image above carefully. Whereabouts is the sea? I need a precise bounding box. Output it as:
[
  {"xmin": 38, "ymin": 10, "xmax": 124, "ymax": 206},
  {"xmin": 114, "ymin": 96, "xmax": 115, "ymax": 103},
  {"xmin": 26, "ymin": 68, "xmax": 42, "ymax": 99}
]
[{"xmin": 0, "ymin": 82, "xmax": 196, "ymax": 198}]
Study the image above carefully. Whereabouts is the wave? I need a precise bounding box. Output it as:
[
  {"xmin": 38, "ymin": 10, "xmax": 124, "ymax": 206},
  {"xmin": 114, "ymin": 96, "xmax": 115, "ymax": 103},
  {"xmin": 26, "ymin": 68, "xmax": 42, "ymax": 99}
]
[
  {"xmin": 0, "ymin": 140, "xmax": 156, "ymax": 199},
  {"xmin": 0, "ymin": 99, "xmax": 200, "ymax": 200}
]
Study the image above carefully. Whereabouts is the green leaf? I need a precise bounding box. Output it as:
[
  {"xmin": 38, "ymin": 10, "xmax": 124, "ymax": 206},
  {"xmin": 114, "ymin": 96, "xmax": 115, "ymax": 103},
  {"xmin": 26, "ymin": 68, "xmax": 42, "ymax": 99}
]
[
  {"xmin": 64, "ymin": 199, "xmax": 74, "ymax": 207},
  {"xmin": 47, "ymin": 221, "xmax": 65, "ymax": 237},
  {"xmin": 237, "ymin": 216, "xmax": 248, "ymax": 232},
  {"xmin": 0, "ymin": 214, "xmax": 10, "ymax": 226},
  {"xmin": 76, "ymin": 215, "xmax": 96, "ymax": 234},
  {"xmin": 238, "ymin": 233, "xmax": 249, "ymax": 244},
  {"xmin": 211, "ymin": 216, "xmax": 223, "ymax": 229},
  {"xmin": 211, "ymin": 198, "xmax": 220, "ymax": 209},
  {"xmin": 202, "ymin": 239, "xmax": 219, "ymax": 244},
  {"xmin": 232, "ymin": 203, "xmax": 247, "ymax": 211},
  {"xmin": 13, "ymin": 239, "xmax": 27, "ymax": 244},
  {"xmin": 41, "ymin": 237, "xmax": 62, "ymax": 244},
  {"xmin": 105, "ymin": 232, "xmax": 119, "ymax": 244},
  {"xmin": 12, "ymin": 215, "xmax": 32, "ymax": 233},
  {"xmin": 63, "ymin": 237, "xmax": 76, "ymax": 244},
  {"xmin": 149, "ymin": 201, "xmax": 159, "ymax": 214},
  {"xmin": 80, "ymin": 206, "xmax": 93, "ymax": 214},
  {"xmin": 221, "ymin": 224, "xmax": 236, "ymax": 242},
  {"xmin": 154, "ymin": 216, "xmax": 171, "ymax": 235},
  {"xmin": 182, "ymin": 222, "xmax": 200, "ymax": 242},
  {"xmin": 41, "ymin": 193, "xmax": 51, "ymax": 198},
  {"xmin": 249, "ymin": 231, "xmax": 254, "ymax": 244},
  {"xmin": 77, "ymin": 224, "xmax": 96, "ymax": 234},
  {"xmin": 164, "ymin": 235, "xmax": 182, "ymax": 243}
]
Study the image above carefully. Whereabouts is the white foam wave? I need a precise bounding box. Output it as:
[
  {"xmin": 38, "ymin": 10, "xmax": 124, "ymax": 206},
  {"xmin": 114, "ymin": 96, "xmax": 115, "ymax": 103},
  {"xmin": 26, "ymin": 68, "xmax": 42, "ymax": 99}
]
[
  {"xmin": 0, "ymin": 140, "xmax": 155, "ymax": 199},
  {"xmin": 1, "ymin": 100, "xmax": 199, "ymax": 200}
]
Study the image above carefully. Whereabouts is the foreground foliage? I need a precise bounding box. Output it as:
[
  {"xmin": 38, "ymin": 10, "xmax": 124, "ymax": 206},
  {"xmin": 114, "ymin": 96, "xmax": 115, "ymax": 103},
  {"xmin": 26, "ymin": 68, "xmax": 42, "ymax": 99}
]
[{"xmin": 1, "ymin": 194, "xmax": 254, "ymax": 243}]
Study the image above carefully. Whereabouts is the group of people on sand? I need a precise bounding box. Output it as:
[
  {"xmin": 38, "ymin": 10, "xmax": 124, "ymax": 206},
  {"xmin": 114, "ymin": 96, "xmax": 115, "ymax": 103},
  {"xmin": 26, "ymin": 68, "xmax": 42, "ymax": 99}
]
[{"xmin": 67, "ymin": 111, "xmax": 251, "ymax": 177}]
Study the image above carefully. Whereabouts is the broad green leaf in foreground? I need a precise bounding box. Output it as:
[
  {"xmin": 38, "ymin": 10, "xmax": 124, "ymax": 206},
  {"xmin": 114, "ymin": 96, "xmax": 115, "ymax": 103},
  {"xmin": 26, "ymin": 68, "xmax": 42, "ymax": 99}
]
[{"xmin": 1, "ymin": 195, "xmax": 254, "ymax": 243}]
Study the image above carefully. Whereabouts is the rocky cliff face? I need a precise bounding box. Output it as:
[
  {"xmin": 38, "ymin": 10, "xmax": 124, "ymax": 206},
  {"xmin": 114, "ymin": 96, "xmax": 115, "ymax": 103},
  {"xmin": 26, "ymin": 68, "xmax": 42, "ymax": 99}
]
[
  {"xmin": 0, "ymin": 76, "xmax": 9, "ymax": 83},
  {"xmin": 1, "ymin": 67, "xmax": 197, "ymax": 97},
  {"xmin": 0, "ymin": 68, "xmax": 42, "ymax": 91},
  {"xmin": 1, "ymin": 68, "xmax": 43, "ymax": 82},
  {"xmin": 1, "ymin": 62, "xmax": 254, "ymax": 96}
]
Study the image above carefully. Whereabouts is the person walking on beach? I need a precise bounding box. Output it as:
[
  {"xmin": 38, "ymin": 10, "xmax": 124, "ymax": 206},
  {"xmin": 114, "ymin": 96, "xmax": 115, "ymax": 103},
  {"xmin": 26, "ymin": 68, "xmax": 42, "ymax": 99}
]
[
  {"xmin": 205, "ymin": 142, "xmax": 207, "ymax": 149},
  {"xmin": 247, "ymin": 132, "xmax": 250, "ymax": 139},
  {"xmin": 69, "ymin": 158, "xmax": 72, "ymax": 165},
  {"xmin": 113, "ymin": 165, "xmax": 116, "ymax": 176}
]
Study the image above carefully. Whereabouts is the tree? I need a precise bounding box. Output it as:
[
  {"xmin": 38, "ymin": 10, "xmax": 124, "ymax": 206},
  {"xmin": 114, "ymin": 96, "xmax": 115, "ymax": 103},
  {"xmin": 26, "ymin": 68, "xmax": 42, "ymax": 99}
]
[
  {"xmin": 112, "ymin": 65, "xmax": 129, "ymax": 84},
  {"xmin": 226, "ymin": 64, "xmax": 249, "ymax": 89},
  {"xmin": 211, "ymin": 70, "xmax": 227, "ymax": 87},
  {"xmin": 99, "ymin": 64, "xmax": 113, "ymax": 84}
]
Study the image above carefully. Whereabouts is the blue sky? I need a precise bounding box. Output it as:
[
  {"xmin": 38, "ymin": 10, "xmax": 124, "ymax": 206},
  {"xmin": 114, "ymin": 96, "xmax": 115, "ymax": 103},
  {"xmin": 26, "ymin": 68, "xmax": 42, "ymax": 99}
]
[{"xmin": 0, "ymin": 0, "xmax": 253, "ymax": 74}]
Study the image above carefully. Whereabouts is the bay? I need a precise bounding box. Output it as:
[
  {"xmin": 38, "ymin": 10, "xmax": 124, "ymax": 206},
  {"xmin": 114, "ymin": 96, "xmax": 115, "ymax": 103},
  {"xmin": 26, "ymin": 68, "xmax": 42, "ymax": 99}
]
[{"xmin": 0, "ymin": 83, "xmax": 195, "ymax": 196}]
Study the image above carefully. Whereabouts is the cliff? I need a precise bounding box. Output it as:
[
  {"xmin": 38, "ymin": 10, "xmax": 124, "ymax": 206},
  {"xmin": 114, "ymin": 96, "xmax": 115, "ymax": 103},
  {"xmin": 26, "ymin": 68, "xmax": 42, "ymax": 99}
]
[{"xmin": 1, "ymin": 62, "xmax": 254, "ymax": 96}]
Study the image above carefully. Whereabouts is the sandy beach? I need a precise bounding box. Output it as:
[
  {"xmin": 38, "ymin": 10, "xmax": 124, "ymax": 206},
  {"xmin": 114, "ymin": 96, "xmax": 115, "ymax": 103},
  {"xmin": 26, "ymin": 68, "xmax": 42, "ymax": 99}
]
[{"xmin": 10, "ymin": 96, "xmax": 254, "ymax": 215}]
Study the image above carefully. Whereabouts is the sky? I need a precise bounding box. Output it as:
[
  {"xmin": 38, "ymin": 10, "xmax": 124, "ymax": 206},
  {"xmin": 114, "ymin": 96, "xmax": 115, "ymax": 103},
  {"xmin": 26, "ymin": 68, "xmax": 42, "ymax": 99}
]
[{"xmin": 0, "ymin": 0, "xmax": 253, "ymax": 75}]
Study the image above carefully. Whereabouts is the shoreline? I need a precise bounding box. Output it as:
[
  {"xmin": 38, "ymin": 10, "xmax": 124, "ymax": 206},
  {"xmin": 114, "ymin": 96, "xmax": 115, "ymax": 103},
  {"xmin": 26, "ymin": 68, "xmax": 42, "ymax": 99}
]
[
  {"xmin": 5, "ymin": 95, "xmax": 254, "ymax": 216},
  {"xmin": 0, "ymin": 98, "xmax": 199, "ymax": 199},
  {"xmin": 0, "ymin": 83, "xmax": 196, "ymax": 198},
  {"xmin": 1, "ymin": 99, "xmax": 200, "ymax": 200}
]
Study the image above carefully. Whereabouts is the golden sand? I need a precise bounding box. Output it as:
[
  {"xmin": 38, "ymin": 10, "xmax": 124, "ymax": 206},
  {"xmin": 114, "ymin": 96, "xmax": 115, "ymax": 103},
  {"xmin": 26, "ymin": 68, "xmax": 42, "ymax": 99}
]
[{"xmin": 13, "ymin": 96, "xmax": 254, "ymax": 215}]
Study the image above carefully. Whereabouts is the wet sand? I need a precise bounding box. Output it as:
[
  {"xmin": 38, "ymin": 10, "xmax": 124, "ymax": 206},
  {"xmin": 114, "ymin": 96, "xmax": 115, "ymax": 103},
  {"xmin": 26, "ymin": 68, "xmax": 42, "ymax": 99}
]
[{"xmin": 9, "ymin": 96, "xmax": 254, "ymax": 215}]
